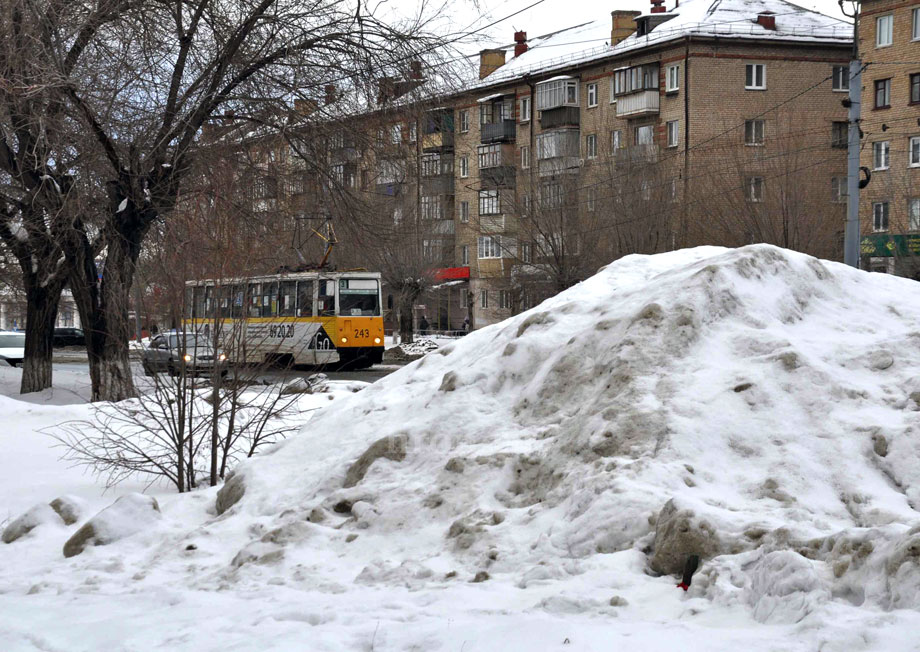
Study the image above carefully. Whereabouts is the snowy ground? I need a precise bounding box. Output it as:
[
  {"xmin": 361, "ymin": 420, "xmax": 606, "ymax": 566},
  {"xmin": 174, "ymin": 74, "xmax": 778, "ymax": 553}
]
[{"xmin": 2, "ymin": 245, "xmax": 920, "ymax": 651}]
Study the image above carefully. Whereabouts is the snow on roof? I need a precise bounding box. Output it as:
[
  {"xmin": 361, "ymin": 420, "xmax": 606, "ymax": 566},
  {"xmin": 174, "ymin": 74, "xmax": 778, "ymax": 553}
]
[{"xmin": 478, "ymin": 0, "xmax": 851, "ymax": 87}]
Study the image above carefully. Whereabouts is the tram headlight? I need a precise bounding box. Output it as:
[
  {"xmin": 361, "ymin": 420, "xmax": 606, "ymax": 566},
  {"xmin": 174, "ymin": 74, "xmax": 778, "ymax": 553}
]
[
  {"xmin": 374, "ymin": 337, "xmax": 381, "ymax": 344},
  {"xmin": 341, "ymin": 337, "xmax": 348, "ymax": 344}
]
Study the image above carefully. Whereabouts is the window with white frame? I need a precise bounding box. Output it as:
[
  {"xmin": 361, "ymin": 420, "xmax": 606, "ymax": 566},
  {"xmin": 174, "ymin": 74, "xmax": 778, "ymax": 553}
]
[
  {"xmin": 609, "ymin": 76, "xmax": 617, "ymax": 103},
  {"xmin": 536, "ymin": 129, "xmax": 580, "ymax": 159},
  {"xmin": 611, "ymin": 129, "xmax": 622, "ymax": 152},
  {"xmin": 666, "ymin": 120, "xmax": 679, "ymax": 148},
  {"xmin": 480, "ymin": 289, "xmax": 489, "ymax": 308},
  {"xmin": 831, "ymin": 177, "xmax": 848, "ymax": 203},
  {"xmin": 478, "ymin": 235, "xmax": 501, "ymax": 259},
  {"xmin": 521, "ymin": 145, "xmax": 531, "ymax": 168},
  {"xmin": 461, "ymin": 244, "xmax": 469, "ymax": 265},
  {"xmin": 459, "ymin": 155, "xmax": 469, "ymax": 178},
  {"xmin": 877, "ymin": 14, "xmax": 893, "ymax": 47},
  {"xmin": 587, "ymin": 83, "xmax": 598, "ymax": 107},
  {"xmin": 614, "ymin": 64, "xmax": 659, "ymax": 95},
  {"xmin": 911, "ymin": 198, "xmax": 920, "ymax": 230},
  {"xmin": 914, "ymin": 8, "xmax": 920, "ymax": 40},
  {"xmin": 666, "ymin": 64, "xmax": 680, "ymax": 92},
  {"xmin": 478, "ymin": 143, "xmax": 502, "ymax": 169},
  {"xmin": 745, "ymin": 119, "xmax": 765, "ymax": 145},
  {"xmin": 832, "ymin": 121, "xmax": 848, "ymax": 148},
  {"xmin": 540, "ymin": 182, "xmax": 564, "ymax": 209},
  {"xmin": 521, "ymin": 242, "xmax": 532, "ymax": 263},
  {"xmin": 873, "ymin": 201, "xmax": 889, "ymax": 231},
  {"xmin": 586, "ymin": 134, "xmax": 598, "ymax": 158},
  {"xmin": 747, "ymin": 176, "xmax": 765, "ymax": 202},
  {"xmin": 390, "ymin": 124, "xmax": 402, "ymax": 143},
  {"xmin": 499, "ymin": 290, "xmax": 512, "ymax": 310},
  {"xmin": 536, "ymin": 77, "xmax": 579, "ymax": 110},
  {"xmin": 745, "ymin": 64, "xmax": 766, "ymax": 90},
  {"xmin": 910, "ymin": 136, "xmax": 920, "ymax": 167},
  {"xmin": 519, "ymin": 96, "xmax": 531, "ymax": 122},
  {"xmin": 522, "ymin": 192, "xmax": 531, "ymax": 214},
  {"xmin": 460, "ymin": 290, "xmax": 469, "ymax": 307},
  {"xmin": 586, "ymin": 187, "xmax": 597, "ymax": 212},
  {"xmin": 832, "ymin": 65, "xmax": 849, "ymax": 92},
  {"xmin": 459, "ymin": 200, "xmax": 470, "ymax": 223},
  {"xmin": 458, "ymin": 110, "xmax": 470, "ymax": 133},
  {"xmin": 409, "ymin": 122, "xmax": 417, "ymax": 142},
  {"xmin": 478, "ymin": 189, "xmax": 501, "ymax": 215},
  {"xmin": 420, "ymin": 195, "xmax": 442, "ymax": 220},
  {"xmin": 873, "ymin": 141, "xmax": 890, "ymax": 170}
]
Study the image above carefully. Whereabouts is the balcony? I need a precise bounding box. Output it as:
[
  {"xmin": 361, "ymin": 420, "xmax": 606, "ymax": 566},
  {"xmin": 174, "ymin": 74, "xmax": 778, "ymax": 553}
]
[
  {"xmin": 478, "ymin": 143, "xmax": 516, "ymax": 188},
  {"xmin": 478, "ymin": 214, "xmax": 505, "ymax": 233},
  {"xmin": 614, "ymin": 144, "xmax": 658, "ymax": 166},
  {"xmin": 422, "ymin": 130, "xmax": 455, "ymax": 151},
  {"xmin": 429, "ymin": 219, "xmax": 455, "ymax": 235},
  {"xmin": 421, "ymin": 174, "xmax": 455, "ymax": 195},
  {"xmin": 539, "ymin": 106, "xmax": 580, "ymax": 130},
  {"xmin": 481, "ymin": 119, "xmax": 516, "ymax": 144},
  {"xmin": 616, "ymin": 90, "xmax": 660, "ymax": 118},
  {"xmin": 538, "ymin": 157, "xmax": 580, "ymax": 177}
]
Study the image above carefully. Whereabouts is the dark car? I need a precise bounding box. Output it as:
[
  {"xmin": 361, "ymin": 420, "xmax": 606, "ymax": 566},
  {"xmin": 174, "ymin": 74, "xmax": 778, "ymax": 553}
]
[
  {"xmin": 53, "ymin": 328, "xmax": 85, "ymax": 348},
  {"xmin": 141, "ymin": 333, "xmax": 228, "ymax": 377}
]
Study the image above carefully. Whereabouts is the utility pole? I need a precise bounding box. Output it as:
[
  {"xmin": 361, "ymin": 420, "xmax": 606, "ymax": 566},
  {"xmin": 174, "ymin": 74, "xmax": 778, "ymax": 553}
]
[{"xmin": 843, "ymin": 1, "xmax": 861, "ymax": 269}]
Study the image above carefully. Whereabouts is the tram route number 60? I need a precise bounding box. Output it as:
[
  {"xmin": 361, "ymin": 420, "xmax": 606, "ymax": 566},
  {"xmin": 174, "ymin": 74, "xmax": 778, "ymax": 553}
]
[{"xmin": 268, "ymin": 324, "xmax": 295, "ymax": 338}]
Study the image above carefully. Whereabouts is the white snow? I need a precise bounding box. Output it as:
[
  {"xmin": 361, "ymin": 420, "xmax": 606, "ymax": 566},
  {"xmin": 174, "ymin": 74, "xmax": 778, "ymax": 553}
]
[
  {"xmin": 116, "ymin": 198, "xmax": 128, "ymax": 213},
  {"xmin": 2, "ymin": 245, "xmax": 920, "ymax": 651}
]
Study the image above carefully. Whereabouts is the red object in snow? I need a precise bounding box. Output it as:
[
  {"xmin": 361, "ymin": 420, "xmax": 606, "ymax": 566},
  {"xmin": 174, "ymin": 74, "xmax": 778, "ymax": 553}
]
[
  {"xmin": 677, "ymin": 582, "xmax": 689, "ymax": 591},
  {"xmin": 434, "ymin": 266, "xmax": 470, "ymax": 281}
]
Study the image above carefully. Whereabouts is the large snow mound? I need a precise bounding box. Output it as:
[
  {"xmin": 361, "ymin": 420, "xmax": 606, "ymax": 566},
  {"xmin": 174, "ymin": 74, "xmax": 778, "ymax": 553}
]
[{"xmin": 227, "ymin": 245, "xmax": 920, "ymax": 603}]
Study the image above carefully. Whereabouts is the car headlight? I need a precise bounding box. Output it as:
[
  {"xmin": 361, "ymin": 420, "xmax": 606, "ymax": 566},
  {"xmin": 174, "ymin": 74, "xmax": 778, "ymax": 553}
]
[
  {"xmin": 183, "ymin": 354, "xmax": 192, "ymax": 362},
  {"xmin": 218, "ymin": 353, "xmax": 226, "ymax": 361}
]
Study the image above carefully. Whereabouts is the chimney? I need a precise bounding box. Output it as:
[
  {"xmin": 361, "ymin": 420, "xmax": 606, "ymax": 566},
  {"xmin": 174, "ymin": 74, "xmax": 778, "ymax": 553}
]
[
  {"xmin": 409, "ymin": 60, "xmax": 423, "ymax": 79},
  {"xmin": 479, "ymin": 48, "xmax": 506, "ymax": 80},
  {"xmin": 650, "ymin": 0, "xmax": 666, "ymax": 13},
  {"xmin": 756, "ymin": 12, "xmax": 776, "ymax": 30},
  {"xmin": 611, "ymin": 10, "xmax": 641, "ymax": 45},
  {"xmin": 514, "ymin": 31, "xmax": 528, "ymax": 57},
  {"xmin": 324, "ymin": 84, "xmax": 336, "ymax": 105}
]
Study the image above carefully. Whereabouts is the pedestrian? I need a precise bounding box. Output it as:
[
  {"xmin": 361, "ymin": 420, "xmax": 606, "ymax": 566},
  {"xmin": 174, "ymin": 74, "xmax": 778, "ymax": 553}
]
[
  {"xmin": 462, "ymin": 317, "xmax": 470, "ymax": 333},
  {"xmin": 419, "ymin": 315, "xmax": 429, "ymax": 335}
]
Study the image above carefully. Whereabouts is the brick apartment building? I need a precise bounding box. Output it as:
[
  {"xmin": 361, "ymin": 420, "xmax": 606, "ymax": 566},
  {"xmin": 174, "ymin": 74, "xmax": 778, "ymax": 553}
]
[
  {"xmin": 858, "ymin": 0, "xmax": 920, "ymax": 276},
  {"xmin": 216, "ymin": 0, "xmax": 853, "ymax": 332}
]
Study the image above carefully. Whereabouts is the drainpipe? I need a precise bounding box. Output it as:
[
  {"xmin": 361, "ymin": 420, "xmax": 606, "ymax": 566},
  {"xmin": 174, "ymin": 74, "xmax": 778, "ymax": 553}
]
[{"xmin": 681, "ymin": 35, "xmax": 691, "ymax": 249}]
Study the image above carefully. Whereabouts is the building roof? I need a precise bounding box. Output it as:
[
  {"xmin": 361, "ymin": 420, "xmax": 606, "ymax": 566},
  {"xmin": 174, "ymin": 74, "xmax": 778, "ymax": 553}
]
[{"xmin": 479, "ymin": 0, "xmax": 852, "ymax": 87}]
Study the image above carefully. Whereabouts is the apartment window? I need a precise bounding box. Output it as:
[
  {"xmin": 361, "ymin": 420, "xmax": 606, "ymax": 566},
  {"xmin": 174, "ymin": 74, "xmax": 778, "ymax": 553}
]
[
  {"xmin": 536, "ymin": 129, "xmax": 580, "ymax": 160},
  {"xmin": 522, "ymin": 192, "xmax": 531, "ymax": 214},
  {"xmin": 911, "ymin": 136, "xmax": 920, "ymax": 167},
  {"xmin": 911, "ymin": 198, "xmax": 920, "ymax": 230},
  {"xmin": 479, "ymin": 189, "xmax": 501, "ymax": 215},
  {"xmin": 459, "ymin": 155, "xmax": 469, "ymax": 178},
  {"xmin": 586, "ymin": 187, "xmax": 597, "ymax": 212},
  {"xmin": 832, "ymin": 121, "xmax": 848, "ymax": 148},
  {"xmin": 669, "ymin": 178, "xmax": 680, "ymax": 203},
  {"xmin": 586, "ymin": 134, "xmax": 598, "ymax": 158},
  {"xmin": 459, "ymin": 200, "xmax": 470, "ymax": 223},
  {"xmin": 831, "ymin": 177, "xmax": 847, "ymax": 203},
  {"xmin": 478, "ymin": 143, "xmax": 502, "ymax": 169},
  {"xmin": 459, "ymin": 110, "xmax": 470, "ymax": 133},
  {"xmin": 409, "ymin": 122, "xmax": 417, "ymax": 142},
  {"xmin": 521, "ymin": 242, "xmax": 532, "ymax": 263},
  {"xmin": 635, "ymin": 124, "xmax": 654, "ymax": 145},
  {"xmin": 875, "ymin": 79, "xmax": 891, "ymax": 108},
  {"xmin": 521, "ymin": 146, "xmax": 531, "ymax": 169},
  {"xmin": 877, "ymin": 15, "xmax": 893, "ymax": 47},
  {"xmin": 912, "ymin": 74, "xmax": 920, "ymax": 104},
  {"xmin": 461, "ymin": 244, "xmax": 469, "ymax": 265},
  {"xmin": 535, "ymin": 78, "xmax": 579, "ymax": 110},
  {"xmin": 390, "ymin": 124, "xmax": 402, "ymax": 144},
  {"xmin": 745, "ymin": 64, "xmax": 766, "ymax": 90},
  {"xmin": 540, "ymin": 182, "xmax": 564, "ymax": 209},
  {"xmin": 873, "ymin": 201, "xmax": 889, "ymax": 231},
  {"xmin": 666, "ymin": 64, "xmax": 680, "ymax": 92},
  {"xmin": 611, "ymin": 129, "xmax": 622, "ymax": 152},
  {"xmin": 609, "ymin": 76, "xmax": 617, "ymax": 103},
  {"xmin": 480, "ymin": 289, "xmax": 489, "ymax": 308},
  {"xmin": 745, "ymin": 119, "xmax": 765, "ymax": 145},
  {"xmin": 587, "ymin": 83, "xmax": 598, "ymax": 107},
  {"xmin": 747, "ymin": 176, "xmax": 765, "ymax": 203},
  {"xmin": 519, "ymin": 96, "xmax": 531, "ymax": 122},
  {"xmin": 499, "ymin": 290, "xmax": 512, "ymax": 310},
  {"xmin": 832, "ymin": 65, "xmax": 849, "ymax": 92},
  {"xmin": 478, "ymin": 235, "xmax": 501, "ymax": 259},
  {"xmin": 666, "ymin": 121, "xmax": 679, "ymax": 148},
  {"xmin": 460, "ymin": 290, "xmax": 469, "ymax": 308},
  {"xmin": 421, "ymin": 195, "xmax": 443, "ymax": 220},
  {"xmin": 914, "ymin": 8, "xmax": 920, "ymax": 40},
  {"xmin": 873, "ymin": 141, "xmax": 890, "ymax": 170},
  {"xmin": 614, "ymin": 64, "xmax": 659, "ymax": 95}
]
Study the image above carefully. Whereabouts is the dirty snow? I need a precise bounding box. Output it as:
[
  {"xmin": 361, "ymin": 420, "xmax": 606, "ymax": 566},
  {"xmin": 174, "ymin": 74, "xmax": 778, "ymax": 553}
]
[{"xmin": 2, "ymin": 245, "xmax": 920, "ymax": 651}]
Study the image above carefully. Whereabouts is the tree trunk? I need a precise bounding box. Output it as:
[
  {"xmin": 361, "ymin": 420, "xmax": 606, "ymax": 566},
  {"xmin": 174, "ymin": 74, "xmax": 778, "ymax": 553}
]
[
  {"xmin": 398, "ymin": 294, "xmax": 415, "ymax": 345},
  {"xmin": 19, "ymin": 281, "xmax": 64, "ymax": 394}
]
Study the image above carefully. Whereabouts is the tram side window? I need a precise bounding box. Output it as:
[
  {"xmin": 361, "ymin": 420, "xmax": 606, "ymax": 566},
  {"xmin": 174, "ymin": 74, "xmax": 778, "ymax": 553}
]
[
  {"xmin": 262, "ymin": 282, "xmax": 278, "ymax": 317},
  {"xmin": 204, "ymin": 286, "xmax": 214, "ymax": 316},
  {"xmin": 193, "ymin": 286, "xmax": 206, "ymax": 319},
  {"xmin": 248, "ymin": 283, "xmax": 262, "ymax": 317},
  {"xmin": 280, "ymin": 281, "xmax": 297, "ymax": 317},
  {"xmin": 185, "ymin": 288, "xmax": 194, "ymax": 318},
  {"xmin": 218, "ymin": 287, "xmax": 231, "ymax": 319},
  {"xmin": 297, "ymin": 280, "xmax": 314, "ymax": 317},
  {"xmin": 318, "ymin": 279, "xmax": 335, "ymax": 316},
  {"xmin": 230, "ymin": 286, "xmax": 245, "ymax": 319}
]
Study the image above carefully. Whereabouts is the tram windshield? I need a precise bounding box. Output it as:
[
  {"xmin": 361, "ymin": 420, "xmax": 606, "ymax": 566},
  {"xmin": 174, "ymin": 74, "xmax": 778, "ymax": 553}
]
[{"xmin": 339, "ymin": 278, "xmax": 380, "ymax": 316}]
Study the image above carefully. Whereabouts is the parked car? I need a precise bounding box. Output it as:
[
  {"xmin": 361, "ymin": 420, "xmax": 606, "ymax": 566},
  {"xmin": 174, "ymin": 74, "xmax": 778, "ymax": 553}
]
[
  {"xmin": 53, "ymin": 327, "xmax": 85, "ymax": 347},
  {"xmin": 141, "ymin": 333, "xmax": 228, "ymax": 377},
  {"xmin": 0, "ymin": 331, "xmax": 25, "ymax": 367}
]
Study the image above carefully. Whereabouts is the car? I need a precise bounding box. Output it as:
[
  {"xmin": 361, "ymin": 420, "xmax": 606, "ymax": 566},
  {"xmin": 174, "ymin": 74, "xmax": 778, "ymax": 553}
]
[
  {"xmin": 0, "ymin": 331, "xmax": 25, "ymax": 367},
  {"xmin": 141, "ymin": 333, "xmax": 228, "ymax": 377},
  {"xmin": 53, "ymin": 327, "xmax": 85, "ymax": 347}
]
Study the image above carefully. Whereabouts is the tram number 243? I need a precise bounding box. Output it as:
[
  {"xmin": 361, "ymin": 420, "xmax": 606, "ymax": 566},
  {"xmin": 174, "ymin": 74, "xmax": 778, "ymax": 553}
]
[
  {"xmin": 268, "ymin": 324, "xmax": 295, "ymax": 338},
  {"xmin": 354, "ymin": 328, "xmax": 370, "ymax": 339}
]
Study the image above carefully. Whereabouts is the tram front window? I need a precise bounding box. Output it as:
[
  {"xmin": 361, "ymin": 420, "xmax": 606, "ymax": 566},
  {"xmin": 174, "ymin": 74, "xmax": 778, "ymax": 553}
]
[{"xmin": 339, "ymin": 279, "xmax": 380, "ymax": 316}]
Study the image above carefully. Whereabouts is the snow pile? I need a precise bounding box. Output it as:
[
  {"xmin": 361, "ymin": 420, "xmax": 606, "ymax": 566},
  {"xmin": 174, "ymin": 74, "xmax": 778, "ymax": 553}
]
[
  {"xmin": 225, "ymin": 244, "xmax": 920, "ymax": 611},
  {"xmin": 3, "ymin": 244, "xmax": 920, "ymax": 650}
]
